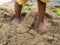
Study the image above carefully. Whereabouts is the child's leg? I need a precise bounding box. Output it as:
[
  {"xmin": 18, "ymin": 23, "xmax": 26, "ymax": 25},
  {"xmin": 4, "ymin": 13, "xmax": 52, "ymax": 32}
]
[
  {"xmin": 12, "ymin": 1, "xmax": 23, "ymax": 24},
  {"xmin": 37, "ymin": 0, "xmax": 47, "ymax": 34},
  {"xmin": 15, "ymin": 0, "xmax": 22, "ymax": 17}
]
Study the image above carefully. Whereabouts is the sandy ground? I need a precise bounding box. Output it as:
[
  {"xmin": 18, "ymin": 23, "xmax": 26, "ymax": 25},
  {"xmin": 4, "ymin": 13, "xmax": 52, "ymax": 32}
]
[
  {"xmin": 0, "ymin": 0, "xmax": 12, "ymax": 5},
  {"xmin": 0, "ymin": 2, "xmax": 60, "ymax": 45}
]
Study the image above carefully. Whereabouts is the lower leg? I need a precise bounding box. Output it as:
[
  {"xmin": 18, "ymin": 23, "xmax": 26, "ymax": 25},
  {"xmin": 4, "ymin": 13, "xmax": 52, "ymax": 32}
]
[
  {"xmin": 37, "ymin": 0, "xmax": 46, "ymax": 22},
  {"xmin": 37, "ymin": 0, "xmax": 47, "ymax": 34},
  {"xmin": 12, "ymin": 1, "xmax": 23, "ymax": 24},
  {"xmin": 15, "ymin": 1, "xmax": 22, "ymax": 17}
]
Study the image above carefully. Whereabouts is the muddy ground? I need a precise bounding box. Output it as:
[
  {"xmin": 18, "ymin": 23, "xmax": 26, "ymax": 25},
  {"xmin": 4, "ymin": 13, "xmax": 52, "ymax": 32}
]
[{"xmin": 0, "ymin": 2, "xmax": 60, "ymax": 45}]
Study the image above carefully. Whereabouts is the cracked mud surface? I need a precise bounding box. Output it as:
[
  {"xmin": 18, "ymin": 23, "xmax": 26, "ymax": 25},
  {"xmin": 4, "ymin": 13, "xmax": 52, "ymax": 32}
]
[{"xmin": 0, "ymin": 2, "xmax": 60, "ymax": 45}]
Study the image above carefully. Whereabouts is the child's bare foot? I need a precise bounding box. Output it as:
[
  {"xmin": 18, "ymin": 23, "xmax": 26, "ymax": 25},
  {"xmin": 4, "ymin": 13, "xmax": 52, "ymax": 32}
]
[
  {"xmin": 12, "ymin": 15, "xmax": 20, "ymax": 25},
  {"xmin": 39, "ymin": 22, "xmax": 47, "ymax": 34}
]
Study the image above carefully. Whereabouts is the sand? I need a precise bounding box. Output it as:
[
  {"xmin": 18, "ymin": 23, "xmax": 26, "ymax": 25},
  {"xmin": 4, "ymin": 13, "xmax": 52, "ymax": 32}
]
[{"xmin": 0, "ymin": 2, "xmax": 60, "ymax": 45}]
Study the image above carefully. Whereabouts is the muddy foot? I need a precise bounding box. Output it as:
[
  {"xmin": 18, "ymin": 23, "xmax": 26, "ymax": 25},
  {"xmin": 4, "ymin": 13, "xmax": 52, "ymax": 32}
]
[
  {"xmin": 12, "ymin": 15, "xmax": 20, "ymax": 25},
  {"xmin": 39, "ymin": 22, "xmax": 48, "ymax": 34}
]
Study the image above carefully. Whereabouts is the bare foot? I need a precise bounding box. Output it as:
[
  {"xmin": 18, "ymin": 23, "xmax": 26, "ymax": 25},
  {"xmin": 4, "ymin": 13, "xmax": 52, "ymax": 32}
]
[
  {"xmin": 39, "ymin": 22, "xmax": 48, "ymax": 34},
  {"xmin": 12, "ymin": 15, "xmax": 20, "ymax": 25}
]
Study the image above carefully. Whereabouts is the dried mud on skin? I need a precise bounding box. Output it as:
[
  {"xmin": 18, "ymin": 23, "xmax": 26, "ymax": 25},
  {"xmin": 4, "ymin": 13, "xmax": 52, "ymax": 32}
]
[{"xmin": 0, "ymin": 2, "xmax": 60, "ymax": 45}]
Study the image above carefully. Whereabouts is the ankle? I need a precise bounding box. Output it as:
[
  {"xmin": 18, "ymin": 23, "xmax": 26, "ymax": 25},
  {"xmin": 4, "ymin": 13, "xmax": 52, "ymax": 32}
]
[
  {"xmin": 39, "ymin": 22, "xmax": 44, "ymax": 25},
  {"xmin": 14, "ymin": 15, "xmax": 21, "ymax": 18}
]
